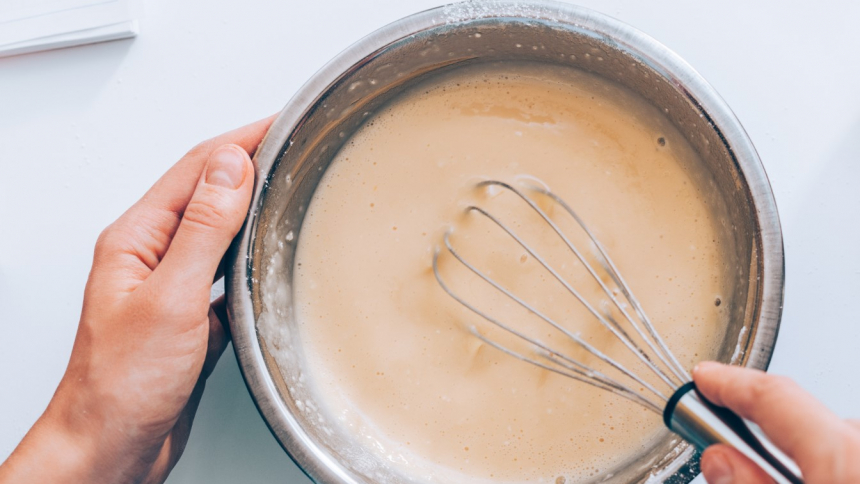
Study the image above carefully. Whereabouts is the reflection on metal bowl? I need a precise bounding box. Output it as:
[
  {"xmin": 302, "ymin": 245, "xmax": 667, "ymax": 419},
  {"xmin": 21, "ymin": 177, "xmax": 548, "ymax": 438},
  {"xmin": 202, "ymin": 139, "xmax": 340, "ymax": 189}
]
[{"xmin": 226, "ymin": 2, "xmax": 784, "ymax": 482}]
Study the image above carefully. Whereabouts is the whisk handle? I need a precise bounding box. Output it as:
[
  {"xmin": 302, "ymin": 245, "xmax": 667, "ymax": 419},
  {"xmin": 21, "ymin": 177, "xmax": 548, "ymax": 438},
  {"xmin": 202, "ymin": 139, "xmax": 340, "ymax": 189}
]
[{"xmin": 664, "ymin": 382, "xmax": 804, "ymax": 484}]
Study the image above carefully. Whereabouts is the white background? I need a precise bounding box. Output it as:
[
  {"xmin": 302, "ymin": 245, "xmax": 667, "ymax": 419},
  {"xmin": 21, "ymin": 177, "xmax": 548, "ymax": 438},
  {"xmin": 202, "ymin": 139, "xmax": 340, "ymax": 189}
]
[{"xmin": 2, "ymin": 1, "xmax": 859, "ymax": 483}]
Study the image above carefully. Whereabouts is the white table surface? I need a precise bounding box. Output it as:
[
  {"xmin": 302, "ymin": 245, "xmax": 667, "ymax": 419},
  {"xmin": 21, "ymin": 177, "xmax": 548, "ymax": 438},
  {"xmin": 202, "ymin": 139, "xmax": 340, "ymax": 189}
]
[{"xmin": 2, "ymin": 1, "xmax": 859, "ymax": 482}]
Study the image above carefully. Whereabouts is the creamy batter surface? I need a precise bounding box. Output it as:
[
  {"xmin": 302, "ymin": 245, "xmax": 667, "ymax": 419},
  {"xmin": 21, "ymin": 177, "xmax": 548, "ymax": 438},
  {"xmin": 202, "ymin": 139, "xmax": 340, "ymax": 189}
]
[{"xmin": 291, "ymin": 63, "xmax": 730, "ymax": 482}]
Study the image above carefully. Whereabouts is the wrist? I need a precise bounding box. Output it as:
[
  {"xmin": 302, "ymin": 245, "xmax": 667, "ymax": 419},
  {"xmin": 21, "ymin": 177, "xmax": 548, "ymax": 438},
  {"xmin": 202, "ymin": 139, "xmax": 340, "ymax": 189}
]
[
  {"xmin": 47, "ymin": 373, "xmax": 147, "ymax": 482},
  {"xmin": 0, "ymin": 377, "xmax": 143, "ymax": 483},
  {"xmin": 0, "ymin": 402, "xmax": 102, "ymax": 482}
]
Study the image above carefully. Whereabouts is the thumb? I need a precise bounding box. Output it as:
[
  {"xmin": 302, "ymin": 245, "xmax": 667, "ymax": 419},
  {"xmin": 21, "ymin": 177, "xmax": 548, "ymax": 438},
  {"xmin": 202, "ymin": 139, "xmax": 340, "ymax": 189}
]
[
  {"xmin": 701, "ymin": 445, "xmax": 774, "ymax": 484},
  {"xmin": 150, "ymin": 144, "xmax": 255, "ymax": 297}
]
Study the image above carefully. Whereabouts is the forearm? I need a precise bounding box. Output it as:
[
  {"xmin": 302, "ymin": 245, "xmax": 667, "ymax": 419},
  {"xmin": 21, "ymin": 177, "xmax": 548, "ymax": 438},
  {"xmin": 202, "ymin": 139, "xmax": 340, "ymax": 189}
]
[
  {"xmin": 2, "ymin": 121, "xmax": 267, "ymax": 484},
  {"xmin": 0, "ymin": 382, "xmax": 151, "ymax": 484},
  {"xmin": 0, "ymin": 407, "xmax": 101, "ymax": 483}
]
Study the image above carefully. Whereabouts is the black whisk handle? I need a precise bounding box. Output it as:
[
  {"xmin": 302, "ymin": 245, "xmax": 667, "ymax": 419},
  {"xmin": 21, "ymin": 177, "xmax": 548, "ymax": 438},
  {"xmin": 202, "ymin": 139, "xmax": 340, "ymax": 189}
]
[{"xmin": 664, "ymin": 382, "xmax": 804, "ymax": 484}]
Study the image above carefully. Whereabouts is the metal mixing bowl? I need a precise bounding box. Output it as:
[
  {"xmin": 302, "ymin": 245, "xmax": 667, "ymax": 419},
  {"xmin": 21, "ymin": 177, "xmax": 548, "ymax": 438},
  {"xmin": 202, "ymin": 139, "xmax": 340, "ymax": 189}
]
[{"xmin": 226, "ymin": 2, "xmax": 785, "ymax": 482}]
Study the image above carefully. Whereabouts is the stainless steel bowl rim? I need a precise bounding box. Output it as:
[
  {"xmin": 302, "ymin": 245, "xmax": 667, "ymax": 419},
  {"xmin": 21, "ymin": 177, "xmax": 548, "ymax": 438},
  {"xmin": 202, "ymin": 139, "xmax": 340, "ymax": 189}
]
[{"xmin": 226, "ymin": 2, "xmax": 785, "ymax": 482}]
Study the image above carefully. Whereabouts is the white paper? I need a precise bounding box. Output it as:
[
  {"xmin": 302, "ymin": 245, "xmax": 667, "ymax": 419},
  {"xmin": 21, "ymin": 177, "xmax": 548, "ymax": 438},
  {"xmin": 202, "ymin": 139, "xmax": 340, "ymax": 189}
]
[
  {"xmin": 0, "ymin": 0, "xmax": 138, "ymax": 57},
  {"xmin": 0, "ymin": 0, "xmax": 108, "ymax": 24},
  {"xmin": 0, "ymin": 20, "xmax": 138, "ymax": 58}
]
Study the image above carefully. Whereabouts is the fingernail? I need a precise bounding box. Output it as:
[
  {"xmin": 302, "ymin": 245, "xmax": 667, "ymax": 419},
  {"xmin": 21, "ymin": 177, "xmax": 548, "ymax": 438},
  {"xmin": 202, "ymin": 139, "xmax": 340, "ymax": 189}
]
[
  {"xmin": 206, "ymin": 145, "xmax": 247, "ymax": 189},
  {"xmin": 693, "ymin": 361, "xmax": 719, "ymax": 376},
  {"xmin": 702, "ymin": 452, "xmax": 733, "ymax": 484}
]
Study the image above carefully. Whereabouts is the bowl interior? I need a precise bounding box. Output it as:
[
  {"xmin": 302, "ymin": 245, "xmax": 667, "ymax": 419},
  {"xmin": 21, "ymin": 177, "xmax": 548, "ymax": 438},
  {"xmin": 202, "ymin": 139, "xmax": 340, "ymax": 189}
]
[{"xmin": 234, "ymin": 6, "xmax": 778, "ymax": 484}]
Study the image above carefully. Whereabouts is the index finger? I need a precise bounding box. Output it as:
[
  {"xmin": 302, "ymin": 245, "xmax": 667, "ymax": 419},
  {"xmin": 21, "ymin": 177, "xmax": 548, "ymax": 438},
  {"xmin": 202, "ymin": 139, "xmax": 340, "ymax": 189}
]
[{"xmin": 693, "ymin": 362, "xmax": 844, "ymax": 475}]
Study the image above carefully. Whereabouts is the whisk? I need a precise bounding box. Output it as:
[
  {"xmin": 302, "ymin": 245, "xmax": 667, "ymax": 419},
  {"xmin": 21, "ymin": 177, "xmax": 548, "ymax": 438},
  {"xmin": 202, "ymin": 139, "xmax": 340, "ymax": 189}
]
[{"xmin": 432, "ymin": 180, "xmax": 803, "ymax": 484}]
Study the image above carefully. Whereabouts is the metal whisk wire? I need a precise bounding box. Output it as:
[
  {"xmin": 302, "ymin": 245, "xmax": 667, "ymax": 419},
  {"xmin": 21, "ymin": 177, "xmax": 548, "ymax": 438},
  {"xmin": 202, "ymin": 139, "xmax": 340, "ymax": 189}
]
[
  {"xmin": 432, "ymin": 180, "xmax": 688, "ymax": 413},
  {"xmin": 434, "ymin": 233, "xmax": 665, "ymax": 413},
  {"xmin": 532, "ymin": 184, "xmax": 691, "ymax": 383},
  {"xmin": 432, "ymin": 180, "xmax": 805, "ymax": 484}
]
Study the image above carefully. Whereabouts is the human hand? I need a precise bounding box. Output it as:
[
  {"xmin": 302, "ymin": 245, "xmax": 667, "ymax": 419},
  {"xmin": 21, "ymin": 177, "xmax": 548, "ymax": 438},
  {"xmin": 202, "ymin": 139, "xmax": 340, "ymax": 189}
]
[
  {"xmin": 694, "ymin": 362, "xmax": 860, "ymax": 484},
  {"xmin": 0, "ymin": 116, "xmax": 273, "ymax": 484}
]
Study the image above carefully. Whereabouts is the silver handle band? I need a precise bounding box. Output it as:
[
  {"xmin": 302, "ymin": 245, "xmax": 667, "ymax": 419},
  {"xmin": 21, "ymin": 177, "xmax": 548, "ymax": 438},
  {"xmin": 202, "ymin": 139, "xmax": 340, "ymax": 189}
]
[{"xmin": 664, "ymin": 382, "xmax": 803, "ymax": 484}]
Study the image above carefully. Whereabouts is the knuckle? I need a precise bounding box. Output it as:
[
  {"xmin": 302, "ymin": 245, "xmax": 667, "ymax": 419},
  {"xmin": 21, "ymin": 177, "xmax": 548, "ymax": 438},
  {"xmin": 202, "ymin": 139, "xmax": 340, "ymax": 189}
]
[
  {"xmin": 749, "ymin": 374, "xmax": 781, "ymax": 401},
  {"xmin": 185, "ymin": 139, "xmax": 216, "ymax": 160},
  {"xmin": 845, "ymin": 418, "xmax": 860, "ymax": 430},
  {"xmin": 763, "ymin": 374, "xmax": 796, "ymax": 394},
  {"xmin": 745, "ymin": 374, "xmax": 795, "ymax": 411},
  {"xmin": 834, "ymin": 426, "xmax": 860, "ymax": 482},
  {"xmin": 182, "ymin": 195, "xmax": 232, "ymax": 231},
  {"xmin": 94, "ymin": 224, "xmax": 121, "ymax": 255}
]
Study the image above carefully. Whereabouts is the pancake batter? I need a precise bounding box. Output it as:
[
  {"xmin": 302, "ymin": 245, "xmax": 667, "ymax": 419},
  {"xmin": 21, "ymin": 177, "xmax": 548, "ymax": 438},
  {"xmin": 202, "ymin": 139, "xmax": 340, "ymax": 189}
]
[{"xmin": 289, "ymin": 63, "xmax": 730, "ymax": 482}]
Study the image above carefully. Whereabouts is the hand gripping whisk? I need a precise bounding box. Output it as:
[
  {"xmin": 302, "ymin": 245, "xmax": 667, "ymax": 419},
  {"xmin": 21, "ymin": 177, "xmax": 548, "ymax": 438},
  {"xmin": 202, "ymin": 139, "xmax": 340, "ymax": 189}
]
[{"xmin": 432, "ymin": 180, "xmax": 803, "ymax": 484}]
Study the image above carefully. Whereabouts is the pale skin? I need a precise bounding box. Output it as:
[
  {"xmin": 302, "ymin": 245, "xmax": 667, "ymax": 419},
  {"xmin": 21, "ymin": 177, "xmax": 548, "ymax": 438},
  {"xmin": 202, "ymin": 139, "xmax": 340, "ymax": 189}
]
[
  {"xmin": 695, "ymin": 362, "xmax": 860, "ymax": 483},
  {"xmin": 0, "ymin": 116, "xmax": 273, "ymax": 484},
  {"xmin": 0, "ymin": 118, "xmax": 857, "ymax": 484}
]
